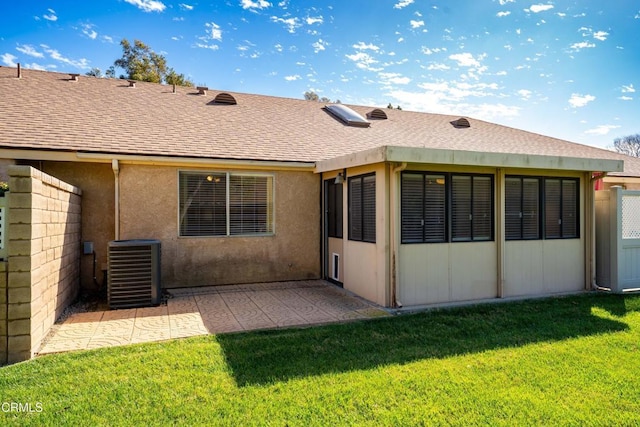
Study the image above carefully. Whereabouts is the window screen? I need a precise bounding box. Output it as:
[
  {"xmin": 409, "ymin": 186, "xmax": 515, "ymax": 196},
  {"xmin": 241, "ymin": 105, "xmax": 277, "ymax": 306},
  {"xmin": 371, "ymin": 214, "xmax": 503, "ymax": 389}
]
[
  {"xmin": 326, "ymin": 181, "xmax": 343, "ymax": 238},
  {"xmin": 505, "ymin": 177, "xmax": 540, "ymax": 240},
  {"xmin": 401, "ymin": 172, "xmax": 492, "ymax": 243},
  {"xmin": 349, "ymin": 173, "xmax": 376, "ymax": 243},
  {"xmin": 179, "ymin": 172, "xmax": 273, "ymax": 237}
]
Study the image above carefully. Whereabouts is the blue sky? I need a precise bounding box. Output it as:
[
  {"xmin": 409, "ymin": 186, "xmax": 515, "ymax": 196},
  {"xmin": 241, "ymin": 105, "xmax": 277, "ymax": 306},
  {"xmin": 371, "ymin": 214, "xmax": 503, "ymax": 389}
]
[{"xmin": 1, "ymin": 1, "xmax": 638, "ymax": 150}]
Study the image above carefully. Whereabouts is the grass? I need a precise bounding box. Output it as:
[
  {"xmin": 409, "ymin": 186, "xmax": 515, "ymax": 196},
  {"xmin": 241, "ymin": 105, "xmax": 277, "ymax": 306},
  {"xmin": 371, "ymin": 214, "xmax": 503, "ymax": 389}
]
[{"xmin": 1, "ymin": 293, "xmax": 640, "ymax": 426}]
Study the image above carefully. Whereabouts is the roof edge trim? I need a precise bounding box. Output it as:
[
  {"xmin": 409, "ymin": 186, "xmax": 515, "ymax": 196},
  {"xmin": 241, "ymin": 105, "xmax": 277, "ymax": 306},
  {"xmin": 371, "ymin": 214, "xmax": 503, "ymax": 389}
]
[
  {"xmin": 0, "ymin": 148, "xmax": 316, "ymax": 171},
  {"xmin": 315, "ymin": 145, "xmax": 624, "ymax": 173}
]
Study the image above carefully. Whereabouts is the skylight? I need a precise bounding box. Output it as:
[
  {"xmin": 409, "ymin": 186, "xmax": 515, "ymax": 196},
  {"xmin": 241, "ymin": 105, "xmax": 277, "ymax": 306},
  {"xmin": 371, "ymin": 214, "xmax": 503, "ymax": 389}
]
[{"xmin": 324, "ymin": 104, "xmax": 370, "ymax": 128}]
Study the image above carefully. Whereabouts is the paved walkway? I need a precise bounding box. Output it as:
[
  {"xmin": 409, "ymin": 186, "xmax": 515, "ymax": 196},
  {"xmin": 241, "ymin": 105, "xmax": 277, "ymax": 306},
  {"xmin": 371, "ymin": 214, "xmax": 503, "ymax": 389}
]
[{"xmin": 38, "ymin": 280, "xmax": 390, "ymax": 355}]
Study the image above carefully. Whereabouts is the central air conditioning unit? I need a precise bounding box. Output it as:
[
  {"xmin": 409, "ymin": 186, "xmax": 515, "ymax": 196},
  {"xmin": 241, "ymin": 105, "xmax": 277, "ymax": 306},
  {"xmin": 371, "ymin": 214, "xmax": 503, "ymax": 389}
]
[{"xmin": 108, "ymin": 239, "xmax": 161, "ymax": 309}]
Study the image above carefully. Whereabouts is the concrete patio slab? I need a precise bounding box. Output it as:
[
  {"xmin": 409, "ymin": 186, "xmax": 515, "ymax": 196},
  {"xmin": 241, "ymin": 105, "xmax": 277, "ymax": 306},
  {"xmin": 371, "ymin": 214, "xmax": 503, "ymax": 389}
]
[{"xmin": 38, "ymin": 280, "xmax": 390, "ymax": 355}]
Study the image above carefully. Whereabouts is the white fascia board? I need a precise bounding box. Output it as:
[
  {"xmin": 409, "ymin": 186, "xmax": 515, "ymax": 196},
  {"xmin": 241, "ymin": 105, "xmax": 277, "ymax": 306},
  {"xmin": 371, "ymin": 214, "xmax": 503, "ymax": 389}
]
[{"xmin": 315, "ymin": 145, "xmax": 624, "ymax": 173}]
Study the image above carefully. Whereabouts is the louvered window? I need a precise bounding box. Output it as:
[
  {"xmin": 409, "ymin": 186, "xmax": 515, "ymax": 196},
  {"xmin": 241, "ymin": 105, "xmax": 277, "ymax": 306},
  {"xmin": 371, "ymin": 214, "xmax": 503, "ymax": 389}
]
[
  {"xmin": 401, "ymin": 172, "xmax": 492, "ymax": 243},
  {"xmin": 505, "ymin": 177, "xmax": 540, "ymax": 240},
  {"xmin": 179, "ymin": 171, "xmax": 273, "ymax": 237},
  {"xmin": 544, "ymin": 178, "xmax": 578, "ymax": 239},
  {"xmin": 349, "ymin": 173, "xmax": 376, "ymax": 243},
  {"xmin": 326, "ymin": 180, "xmax": 343, "ymax": 238},
  {"xmin": 401, "ymin": 173, "xmax": 446, "ymax": 243},
  {"xmin": 505, "ymin": 176, "xmax": 578, "ymax": 240},
  {"xmin": 451, "ymin": 174, "xmax": 493, "ymax": 241}
]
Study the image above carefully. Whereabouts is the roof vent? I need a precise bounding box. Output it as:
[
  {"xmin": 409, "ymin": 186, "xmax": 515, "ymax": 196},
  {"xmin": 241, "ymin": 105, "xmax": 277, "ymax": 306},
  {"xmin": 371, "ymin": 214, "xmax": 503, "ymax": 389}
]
[
  {"xmin": 197, "ymin": 86, "xmax": 208, "ymax": 95},
  {"xmin": 213, "ymin": 92, "xmax": 237, "ymax": 105},
  {"xmin": 367, "ymin": 108, "xmax": 388, "ymax": 120},
  {"xmin": 128, "ymin": 80, "xmax": 137, "ymax": 88},
  {"xmin": 325, "ymin": 104, "xmax": 370, "ymax": 128},
  {"xmin": 452, "ymin": 117, "xmax": 470, "ymax": 128},
  {"xmin": 69, "ymin": 73, "xmax": 80, "ymax": 82}
]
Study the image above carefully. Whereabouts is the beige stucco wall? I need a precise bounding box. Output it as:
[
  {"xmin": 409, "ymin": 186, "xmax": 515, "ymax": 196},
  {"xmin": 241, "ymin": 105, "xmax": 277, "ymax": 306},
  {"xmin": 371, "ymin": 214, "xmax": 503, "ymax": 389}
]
[
  {"xmin": 339, "ymin": 163, "xmax": 389, "ymax": 307},
  {"xmin": 3, "ymin": 166, "xmax": 82, "ymax": 363},
  {"xmin": 501, "ymin": 169, "xmax": 586, "ymax": 297},
  {"xmin": 24, "ymin": 161, "xmax": 115, "ymax": 290},
  {"xmin": 118, "ymin": 165, "xmax": 320, "ymax": 287}
]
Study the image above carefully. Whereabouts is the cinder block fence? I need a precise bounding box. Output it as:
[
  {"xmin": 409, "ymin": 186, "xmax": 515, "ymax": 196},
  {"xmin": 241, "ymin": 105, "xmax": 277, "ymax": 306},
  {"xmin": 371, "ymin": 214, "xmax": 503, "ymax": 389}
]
[{"xmin": 1, "ymin": 166, "xmax": 82, "ymax": 364}]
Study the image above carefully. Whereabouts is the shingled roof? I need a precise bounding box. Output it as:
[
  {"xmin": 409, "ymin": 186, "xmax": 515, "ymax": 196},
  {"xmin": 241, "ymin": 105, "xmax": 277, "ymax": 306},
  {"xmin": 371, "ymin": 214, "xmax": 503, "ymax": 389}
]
[{"xmin": 0, "ymin": 66, "xmax": 630, "ymax": 169}]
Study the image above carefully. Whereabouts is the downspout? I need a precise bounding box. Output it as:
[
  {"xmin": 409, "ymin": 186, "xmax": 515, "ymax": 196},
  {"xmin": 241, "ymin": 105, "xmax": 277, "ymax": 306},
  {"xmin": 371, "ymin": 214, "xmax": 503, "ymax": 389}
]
[
  {"xmin": 389, "ymin": 162, "xmax": 407, "ymax": 308},
  {"xmin": 112, "ymin": 159, "xmax": 120, "ymax": 240}
]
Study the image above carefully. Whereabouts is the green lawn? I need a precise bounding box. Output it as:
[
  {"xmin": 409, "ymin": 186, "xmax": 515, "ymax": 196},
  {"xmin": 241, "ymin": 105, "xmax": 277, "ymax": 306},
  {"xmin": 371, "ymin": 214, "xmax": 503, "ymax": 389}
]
[{"xmin": 2, "ymin": 293, "xmax": 639, "ymax": 426}]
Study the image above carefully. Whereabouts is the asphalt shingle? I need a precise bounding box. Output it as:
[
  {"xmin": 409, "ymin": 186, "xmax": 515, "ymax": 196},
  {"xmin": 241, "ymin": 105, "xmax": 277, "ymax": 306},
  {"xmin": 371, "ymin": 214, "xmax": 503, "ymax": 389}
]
[{"xmin": 0, "ymin": 66, "xmax": 635, "ymax": 171}]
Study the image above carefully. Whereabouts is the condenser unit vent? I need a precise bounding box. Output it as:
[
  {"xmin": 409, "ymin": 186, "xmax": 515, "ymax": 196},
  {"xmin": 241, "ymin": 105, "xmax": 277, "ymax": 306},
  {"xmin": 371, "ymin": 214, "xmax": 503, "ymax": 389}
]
[{"xmin": 108, "ymin": 239, "xmax": 161, "ymax": 309}]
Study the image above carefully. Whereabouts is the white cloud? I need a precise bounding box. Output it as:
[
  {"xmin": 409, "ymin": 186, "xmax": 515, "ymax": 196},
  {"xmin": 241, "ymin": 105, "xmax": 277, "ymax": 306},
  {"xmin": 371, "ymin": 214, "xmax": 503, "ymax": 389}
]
[
  {"xmin": 422, "ymin": 47, "xmax": 446, "ymax": 55},
  {"xmin": 270, "ymin": 16, "xmax": 301, "ymax": 33},
  {"xmin": 528, "ymin": 4, "xmax": 554, "ymax": 13},
  {"xmin": 241, "ymin": 0, "xmax": 271, "ymax": 10},
  {"xmin": 124, "ymin": 0, "xmax": 166, "ymax": 13},
  {"xmin": 353, "ymin": 42, "xmax": 380, "ymax": 51},
  {"xmin": 274, "ymin": 43, "xmax": 283, "ymax": 52},
  {"xmin": 1, "ymin": 53, "xmax": 17, "ymax": 67},
  {"xmin": 345, "ymin": 52, "xmax": 381, "ymax": 72},
  {"xmin": 24, "ymin": 62, "xmax": 47, "ymax": 71},
  {"xmin": 394, "ymin": 0, "xmax": 414, "ymax": 9},
  {"xmin": 499, "ymin": 0, "xmax": 515, "ymax": 4},
  {"xmin": 42, "ymin": 47, "xmax": 90, "ymax": 69},
  {"xmin": 16, "ymin": 44, "xmax": 44, "ymax": 58},
  {"xmin": 622, "ymin": 84, "xmax": 636, "ymax": 93},
  {"xmin": 312, "ymin": 39, "xmax": 328, "ymax": 53},
  {"xmin": 103, "ymin": 35, "xmax": 114, "ymax": 43},
  {"xmin": 378, "ymin": 72, "xmax": 411, "ymax": 85},
  {"xmin": 43, "ymin": 8, "xmax": 58, "ymax": 21},
  {"xmin": 179, "ymin": 3, "xmax": 194, "ymax": 10},
  {"xmin": 410, "ymin": 20, "xmax": 424, "ymax": 29},
  {"xmin": 427, "ymin": 63, "xmax": 450, "ymax": 71},
  {"xmin": 593, "ymin": 31, "xmax": 609, "ymax": 41},
  {"xmin": 306, "ymin": 16, "xmax": 323, "ymax": 25},
  {"xmin": 569, "ymin": 41, "xmax": 596, "ymax": 50},
  {"xmin": 206, "ymin": 22, "xmax": 222, "ymax": 41},
  {"xmin": 195, "ymin": 43, "xmax": 219, "ymax": 50},
  {"xmin": 584, "ymin": 125, "xmax": 620, "ymax": 135},
  {"xmin": 449, "ymin": 52, "xmax": 480, "ymax": 67},
  {"xmin": 81, "ymin": 24, "xmax": 98, "ymax": 40},
  {"xmin": 284, "ymin": 74, "xmax": 300, "ymax": 81},
  {"xmin": 568, "ymin": 93, "xmax": 595, "ymax": 108},
  {"xmin": 497, "ymin": 11, "xmax": 511, "ymax": 17},
  {"xmin": 619, "ymin": 96, "xmax": 633, "ymax": 101},
  {"xmin": 517, "ymin": 89, "xmax": 532, "ymax": 99}
]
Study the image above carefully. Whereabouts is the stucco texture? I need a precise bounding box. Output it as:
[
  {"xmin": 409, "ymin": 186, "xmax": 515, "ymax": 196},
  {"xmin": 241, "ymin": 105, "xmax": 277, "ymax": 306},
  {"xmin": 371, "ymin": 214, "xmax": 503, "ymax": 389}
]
[
  {"xmin": 118, "ymin": 165, "xmax": 321, "ymax": 288},
  {"xmin": 27, "ymin": 161, "xmax": 115, "ymax": 290}
]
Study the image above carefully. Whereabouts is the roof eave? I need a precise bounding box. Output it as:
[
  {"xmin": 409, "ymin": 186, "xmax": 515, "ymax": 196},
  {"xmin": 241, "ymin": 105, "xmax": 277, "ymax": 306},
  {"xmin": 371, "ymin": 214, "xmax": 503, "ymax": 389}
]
[{"xmin": 315, "ymin": 145, "xmax": 624, "ymax": 173}]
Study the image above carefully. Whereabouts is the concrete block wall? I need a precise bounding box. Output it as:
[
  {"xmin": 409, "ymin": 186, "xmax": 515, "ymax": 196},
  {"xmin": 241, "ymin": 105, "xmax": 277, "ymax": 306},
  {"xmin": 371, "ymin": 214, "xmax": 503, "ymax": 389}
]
[{"xmin": 1, "ymin": 166, "xmax": 82, "ymax": 364}]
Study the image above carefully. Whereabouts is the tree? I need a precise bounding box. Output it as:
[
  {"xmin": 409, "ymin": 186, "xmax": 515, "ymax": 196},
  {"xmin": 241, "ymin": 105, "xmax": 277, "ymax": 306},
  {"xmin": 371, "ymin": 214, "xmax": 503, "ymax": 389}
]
[
  {"xmin": 613, "ymin": 134, "xmax": 640, "ymax": 157},
  {"xmin": 113, "ymin": 39, "xmax": 193, "ymax": 86},
  {"xmin": 86, "ymin": 67, "xmax": 102, "ymax": 77},
  {"xmin": 304, "ymin": 91, "xmax": 319, "ymax": 101}
]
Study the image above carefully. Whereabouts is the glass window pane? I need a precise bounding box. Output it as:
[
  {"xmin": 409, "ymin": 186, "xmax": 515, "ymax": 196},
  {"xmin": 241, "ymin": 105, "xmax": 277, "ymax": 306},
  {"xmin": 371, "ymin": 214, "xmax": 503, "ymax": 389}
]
[
  {"xmin": 451, "ymin": 175, "xmax": 472, "ymax": 241},
  {"xmin": 179, "ymin": 172, "xmax": 226, "ymax": 236},
  {"xmin": 545, "ymin": 179, "xmax": 561, "ymax": 238},
  {"xmin": 424, "ymin": 175, "xmax": 446, "ymax": 242},
  {"xmin": 472, "ymin": 176, "xmax": 492, "ymax": 240},
  {"xmin": 401, "ymin": 173, "xmax": 424, "ymax": 243}
]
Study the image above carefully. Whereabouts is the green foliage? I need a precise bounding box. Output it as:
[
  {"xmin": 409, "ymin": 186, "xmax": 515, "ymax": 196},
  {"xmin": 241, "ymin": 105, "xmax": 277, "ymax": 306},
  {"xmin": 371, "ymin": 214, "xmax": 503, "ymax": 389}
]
[
  {"xmin": 2, "ymin": 294, "xmax": 639, "ymax": 426},
  {"xmin": 113, "ymin": 39, "xmax": 193, "ymax": 87},
  {"xmin": 0, "ymin": 181, "xmax": 8, "ymax": 195}
]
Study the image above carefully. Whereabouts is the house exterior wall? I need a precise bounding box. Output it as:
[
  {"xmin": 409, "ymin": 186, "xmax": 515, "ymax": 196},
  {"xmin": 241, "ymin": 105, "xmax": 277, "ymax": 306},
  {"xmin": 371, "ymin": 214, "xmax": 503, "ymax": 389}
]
[
  {"xmin": 3, "ymin": 166, "xmax": 81, "ymax": 363},
  {"xmin": 392, "ymin": 165, "xmax": 587, "ymax": 307},
  {"xmin": 340, "ymin": 163, "xmax": 389, "ymax": 307},
  {"xmin": 501, "ymin": 169, "xmax": 586, "ymax": 297},
  {"xmin": 395, "ymin": 164, "xmax": 498, "ymax": 306},
  {"xmin": 118, "ymin": 165, "xmax": 320, "ymax": 288},
  {"xmin": 26, "ymin": 161, "xmax": 115, "ymax": 290}
]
